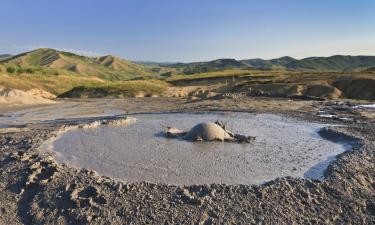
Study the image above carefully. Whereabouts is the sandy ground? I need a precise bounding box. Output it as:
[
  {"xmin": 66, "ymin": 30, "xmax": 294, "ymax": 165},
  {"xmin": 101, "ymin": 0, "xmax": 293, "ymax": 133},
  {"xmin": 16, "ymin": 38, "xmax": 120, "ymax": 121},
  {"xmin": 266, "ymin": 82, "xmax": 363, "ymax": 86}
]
[
  {"xmin": 0, "ymin": 97, "xmax": 374, "ymax": 224},
  {"xmin": 0, "ymin": 87, "xmax": 55, "ymax": 106}
]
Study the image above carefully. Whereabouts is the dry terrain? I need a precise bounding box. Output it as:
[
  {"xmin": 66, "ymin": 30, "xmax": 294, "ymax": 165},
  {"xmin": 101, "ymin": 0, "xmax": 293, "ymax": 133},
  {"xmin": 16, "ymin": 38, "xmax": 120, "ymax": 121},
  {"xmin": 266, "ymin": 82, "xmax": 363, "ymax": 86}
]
[{"xmin": 0, "ymin": 97, "xmax": 374, "ymax": 224}]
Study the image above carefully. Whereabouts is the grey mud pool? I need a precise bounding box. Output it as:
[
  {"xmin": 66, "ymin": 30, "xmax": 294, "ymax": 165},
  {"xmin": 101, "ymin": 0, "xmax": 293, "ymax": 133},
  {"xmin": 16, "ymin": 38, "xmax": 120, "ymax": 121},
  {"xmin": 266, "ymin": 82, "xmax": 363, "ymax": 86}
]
[{"xmin": 39, "ymin": 112, "xmax": 357, "ymax": 185}]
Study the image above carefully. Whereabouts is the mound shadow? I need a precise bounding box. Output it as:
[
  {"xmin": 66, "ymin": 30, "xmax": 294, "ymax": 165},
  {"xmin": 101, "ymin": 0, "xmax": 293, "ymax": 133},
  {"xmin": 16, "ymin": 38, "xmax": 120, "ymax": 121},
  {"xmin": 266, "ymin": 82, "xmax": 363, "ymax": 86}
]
[{"xmin": 304, "ymin": 127, "xmax": 362, "ymax": 180}]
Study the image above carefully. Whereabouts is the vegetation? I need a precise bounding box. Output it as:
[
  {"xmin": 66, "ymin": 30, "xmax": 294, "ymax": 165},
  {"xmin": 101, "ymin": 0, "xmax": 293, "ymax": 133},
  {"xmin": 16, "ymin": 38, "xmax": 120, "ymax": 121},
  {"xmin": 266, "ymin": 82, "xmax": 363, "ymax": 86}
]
[
  {"xmin": 167, "ymin": 69, "xmax": 278, "ymax": 81},
  {"xmin": 1, "ymin": 48, "xmax": 154, "ymax": 80},
  {"xmin": 168, "ymin": 55, "xmax": 375, "ymax": 73},
  {"xmin": 6, "ymin": 66, "xmax": 16, "ymax": 73},
  {"xmin": 0, "ymin": 54, "xmax": 12, "ymax": 61},
  {"xmin": 170, "ymin": 59, "xmax": 249, "ymax": 75},
  {"xmin": 0, "ymin": 73, "xmax": 103, "ymax": 95},
  {"xmin": 364, "ymin": 66, "xmax": 375, "ymax": 72},
  {"xmin": 1, "ymin": 48, "xmax": 374, "ymax": 100},
  {"xmin": 58, "ymin": 80, "xmax": 169, "ymax": 98},
  {"xmin": 241, "ymin": 55, "xmax": 375, "ymax": 71},
  {"xmin": 2, "ymin": 63, "xmax": 61, "ymax": 75}
]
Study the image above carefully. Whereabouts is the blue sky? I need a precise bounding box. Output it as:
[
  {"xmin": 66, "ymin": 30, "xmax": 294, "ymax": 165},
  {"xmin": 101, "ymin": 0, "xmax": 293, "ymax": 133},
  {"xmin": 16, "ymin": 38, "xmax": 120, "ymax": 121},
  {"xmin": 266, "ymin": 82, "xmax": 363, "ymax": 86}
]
[{"xmin": 1, "ymin": 0, "xmax": 374, "ymax": 62}]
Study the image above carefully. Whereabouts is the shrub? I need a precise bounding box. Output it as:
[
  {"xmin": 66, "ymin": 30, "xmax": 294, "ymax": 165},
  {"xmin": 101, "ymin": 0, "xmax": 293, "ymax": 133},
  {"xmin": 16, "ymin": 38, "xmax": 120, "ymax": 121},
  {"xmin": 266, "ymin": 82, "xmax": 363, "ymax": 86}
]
[
  {"xmin": 25, "ymin": 68, "xmax": 35, "ymax": 74},
  {"xmin": 6, "ymin": 67, "xmax": 15, "ymax": 73},
  {"xmin": 16, "ymin": 67, "xmax": 25, "ymax": 74},
  {"xmin": 161, "ymin": 72, "xmax": 172, "ymax": 77}
]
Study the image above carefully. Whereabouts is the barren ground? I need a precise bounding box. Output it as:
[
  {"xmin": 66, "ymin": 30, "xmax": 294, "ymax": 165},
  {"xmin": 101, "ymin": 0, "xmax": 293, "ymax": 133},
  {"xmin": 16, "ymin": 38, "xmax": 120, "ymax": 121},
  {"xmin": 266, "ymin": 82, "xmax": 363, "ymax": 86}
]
[{"xmin": 0, "ymin": 97, "xmax": 374, "ymax": 224}]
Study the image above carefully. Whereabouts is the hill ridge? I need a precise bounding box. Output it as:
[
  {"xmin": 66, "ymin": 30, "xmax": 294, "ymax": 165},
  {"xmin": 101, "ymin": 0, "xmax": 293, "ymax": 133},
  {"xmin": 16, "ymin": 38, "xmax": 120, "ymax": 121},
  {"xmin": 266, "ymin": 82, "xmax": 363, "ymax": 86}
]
[
  {"xmin": 166, "ymin": 54, "xmax": 375, "ymax": 74},
  {"xmin": 1, "ymin": 48, "xmax": 152, "ymax": 80}
]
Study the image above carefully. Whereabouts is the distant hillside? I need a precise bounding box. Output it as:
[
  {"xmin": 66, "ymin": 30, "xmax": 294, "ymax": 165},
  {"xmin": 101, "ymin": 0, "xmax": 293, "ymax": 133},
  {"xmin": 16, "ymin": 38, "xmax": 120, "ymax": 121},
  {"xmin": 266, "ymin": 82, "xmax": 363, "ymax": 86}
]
[
  {"xmin": 241, "ymin": 56, "xmax": 297, "ymax": 70},
  {"xmin": 170, "ymin": 58, "xmax": 250, "ymax": 74},
  {"xmin": 362, "ymin": 66, "xmax": 375, "ymax": 72},
  {"xmin": 3, "ymin": 49, "xmax": 375, "ymax": 79},
  {"xmin": 242, "ymin": 55, "xmax": 375, "ymax": 71},
  {"xmin": 0, "ymin": 54, "xmax": 12, "ymax": 61},
  {"xmin": 287, "ymin": 55, "xmax": 375, "ymax": 71},
  {"xmin": 136, "ymin": 61, "xmax": 178, "ymax": 66},
  {"xmin": 1, "ymin": 48, "xmax": 152, "ymax": 80},
  {"xmin": 168, "ymin": 55, "xmax": 375, "ymax": 75}
]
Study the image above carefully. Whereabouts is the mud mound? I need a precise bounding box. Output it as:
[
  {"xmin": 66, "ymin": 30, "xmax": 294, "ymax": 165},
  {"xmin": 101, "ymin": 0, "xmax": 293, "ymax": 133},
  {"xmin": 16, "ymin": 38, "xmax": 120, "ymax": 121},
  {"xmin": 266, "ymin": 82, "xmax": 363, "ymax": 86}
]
[
  {"xmin": 26, "ymin": 88, "xmax": 56, "ymax": 99},
  {"xmin": 318, "ymin": 127, "xmax": 361, "ymax": 144},
  {"xmin": 235, "ymin": 82, "xmax": 343, "ymax": 99},
  {"xmin": 304, "ymin": 84, "xmax": 342, "ymax": 99},
  {"xmin": 183, "ymin": 122, "xmax": 233, "ymax": 141},
  {"xmin": 332, "ymin": 78, "xmax": 375, "ymax": 100},
  {"xmin": 166, "ymin": 121, "xmax": 255, "ymax": 143},
  {"xmin": 0, "ymin": 86, "xmax": 55, "ymax": 105}
]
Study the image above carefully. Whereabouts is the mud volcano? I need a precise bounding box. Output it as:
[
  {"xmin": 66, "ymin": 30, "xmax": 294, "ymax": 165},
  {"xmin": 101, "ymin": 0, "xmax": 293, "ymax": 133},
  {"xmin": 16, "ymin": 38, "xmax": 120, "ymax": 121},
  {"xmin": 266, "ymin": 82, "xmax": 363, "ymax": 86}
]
[
  {"xmin": 41, "ymin": 113, "xmax": 357, "ymax": 185},
  {"xmin": 166, "ymin": 121, "xmax": 255, "ymax": 142}
]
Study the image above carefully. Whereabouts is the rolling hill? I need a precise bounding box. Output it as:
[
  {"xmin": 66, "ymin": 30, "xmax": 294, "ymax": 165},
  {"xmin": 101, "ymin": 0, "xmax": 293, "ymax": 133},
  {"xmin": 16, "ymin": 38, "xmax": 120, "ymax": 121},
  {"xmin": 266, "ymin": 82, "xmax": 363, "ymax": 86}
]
[
  {"xmin": 169, "ymin": 55, "xmax": 375, "ymax": 75},
  {"xmin": 241, "ymin": 56, "xmax": 297, "ymax": 70},
  {"xmin": 363, "ymin": 66, "xmax": 375, "ymax": 72},
  {"xmin": 242, "ymin": 55, "xmax": 375, "ymax": 71},
  {"xmin": 286, "ymin": 55, "xmax": 375, "ymax": 71},
  {"xmin": 0, "ymin": 54, "xmax": 12, "ymax": 61},
  {"xmin": 1, "ymin": 48, "xmax": 153, "ymax": 80},
  {"xmin": 3, "ymin": 49, "xmax": 375, "ymax": 78},
  {"xmin": 169, "ymin": 58, "xmax": 250, "ymax": 74}
]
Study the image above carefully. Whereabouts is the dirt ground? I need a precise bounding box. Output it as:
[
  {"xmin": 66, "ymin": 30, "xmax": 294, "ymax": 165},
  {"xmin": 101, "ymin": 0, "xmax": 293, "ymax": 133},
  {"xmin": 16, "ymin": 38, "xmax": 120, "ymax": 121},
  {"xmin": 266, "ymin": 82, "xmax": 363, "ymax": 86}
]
[{"xmin": 0, "ymin": 97, "xmax": 374, "ymax": 224}]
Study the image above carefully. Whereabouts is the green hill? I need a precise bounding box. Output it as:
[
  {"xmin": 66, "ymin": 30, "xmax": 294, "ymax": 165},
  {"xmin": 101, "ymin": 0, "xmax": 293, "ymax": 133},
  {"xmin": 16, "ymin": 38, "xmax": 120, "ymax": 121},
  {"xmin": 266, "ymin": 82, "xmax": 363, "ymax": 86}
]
[
  {"xmin": 1, "ymin": 48, "xmax": 152, "ymax": 80},
  {"xmin": 364, "ymin": 66, "xmax": 375, "ymax": 72},
  {"xmin": 171, "ymin": 55, "xmax": 375, "ymax": 74},
  {"xmin": 287, "ymin": 55, "xmax": 375, "ymax": 71},
  {"xmin": 241, "ymin": 55, "xmax": 375, "ymax": 71},
  {"xmin": 170, "ymin": 58, "xmax": 250, "ymax": 74},
  {"xmin": 241, "ymin": 56, "xmax": 297, "ymax": 70},
  {"xmin": 0, "ymin": 54, "xmax": 12, "ymax": 61},
  {"xmin": 4, "ymin": 50, "xmax": 375, "ymax": 79}
]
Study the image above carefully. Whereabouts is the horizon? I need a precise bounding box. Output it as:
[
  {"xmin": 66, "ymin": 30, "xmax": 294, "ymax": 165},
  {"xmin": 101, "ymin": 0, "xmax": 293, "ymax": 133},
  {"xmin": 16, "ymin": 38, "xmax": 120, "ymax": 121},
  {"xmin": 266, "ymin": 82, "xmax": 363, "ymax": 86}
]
[
  {"xmin": 1, "ymin": 0, "xmax": 375, "ymax": 62},
  {"xmin": 4, "ymin": 47, "xmax": 375, "ymax": 64}
]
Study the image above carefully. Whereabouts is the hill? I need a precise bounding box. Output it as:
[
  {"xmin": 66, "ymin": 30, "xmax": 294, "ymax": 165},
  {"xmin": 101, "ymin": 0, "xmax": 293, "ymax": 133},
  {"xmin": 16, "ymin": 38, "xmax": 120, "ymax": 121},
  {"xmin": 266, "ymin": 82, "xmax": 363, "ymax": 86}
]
[
  {"xmin": 287, "ymin": 55, "xmax": 375, "ymax": 71},
  {"xmin": 169, "ymin": 58, "xmax": 250, "ymax": 74},
  {"xmin": 363, "ymin": 66, "xmax": 375, "ymax": 72},
  {"xmin": 242, "ymin": 55, "xmax": 375, "ymax": 71},
  {"xmin": 241, "ymin": 56, "xmax": 297, "ymax": 70},
  {"xmin": 167, "ymin": 68, "xmax": 375, "ymax": 100},
  {"xmin": 0, "ymin": 54, "xmax": 12, "ymax": 61},
  {"xmin": 1, "ymin": 48, "xmax": 152, "ymax": 80},
  {"xmin": 169, "ymin": 55, "xmax": 375, "ymax": 75}
]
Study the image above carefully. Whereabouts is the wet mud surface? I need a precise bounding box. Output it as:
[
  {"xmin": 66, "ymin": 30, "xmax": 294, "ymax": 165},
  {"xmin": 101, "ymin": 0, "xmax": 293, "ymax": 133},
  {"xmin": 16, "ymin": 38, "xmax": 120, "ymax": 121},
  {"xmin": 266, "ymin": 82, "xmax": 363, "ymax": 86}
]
[
  {"xmin": 0, "ymin": 97, "xmax": 374, "ymax": 224},
  {"xmin": 44, "ymin": 113, "xmax": 356, "ymax": 185}
]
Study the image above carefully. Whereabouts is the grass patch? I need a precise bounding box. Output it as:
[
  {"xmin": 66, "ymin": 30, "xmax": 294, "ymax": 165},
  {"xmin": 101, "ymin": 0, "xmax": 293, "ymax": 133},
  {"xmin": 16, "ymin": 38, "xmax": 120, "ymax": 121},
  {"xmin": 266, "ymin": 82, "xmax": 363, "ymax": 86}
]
[
  {"xmin": 58, "ymin": 80, "xmax": 169, "ymax": 98},
  {"xmin": 167, "ymin": 69, "xmax": 275, "ymax": 81},
  {"xmin": 2, "ymin": 48, "xmax": 154, "ymax": 81},
  {"xmin": 0, "ymin": 73, "xmax": 103, "ymax": 95},
  {"xmin": 2, "ymin": 63, "xmax": 70, "ymax": 76}
]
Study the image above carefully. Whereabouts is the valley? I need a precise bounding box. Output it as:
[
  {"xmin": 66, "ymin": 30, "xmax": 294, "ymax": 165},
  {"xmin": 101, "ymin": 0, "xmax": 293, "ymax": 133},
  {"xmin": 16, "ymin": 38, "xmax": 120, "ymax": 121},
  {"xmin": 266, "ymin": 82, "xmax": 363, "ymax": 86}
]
[{"xmin": 0, "ymin": 48, "xmax": 374, "ymax": 105}]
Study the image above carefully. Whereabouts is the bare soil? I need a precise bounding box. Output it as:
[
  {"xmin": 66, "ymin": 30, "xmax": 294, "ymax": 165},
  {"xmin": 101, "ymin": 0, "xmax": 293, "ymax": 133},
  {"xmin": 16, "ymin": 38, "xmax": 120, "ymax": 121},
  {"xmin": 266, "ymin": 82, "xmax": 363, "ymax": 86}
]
[
  {"xmin": 0, "ymin": 97, "xmax": 374, "ymax": 224},
  {"xmin": 0, "ymin": 87, "xmax": 55, "ymax": 106}
]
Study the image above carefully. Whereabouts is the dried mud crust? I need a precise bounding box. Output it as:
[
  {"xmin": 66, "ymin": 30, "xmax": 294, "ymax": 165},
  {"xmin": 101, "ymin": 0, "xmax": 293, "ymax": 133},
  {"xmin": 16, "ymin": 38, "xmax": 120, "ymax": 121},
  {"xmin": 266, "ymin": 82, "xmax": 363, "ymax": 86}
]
[{"xmin": 0, "ymin": 101, "xmax": 374, "ymax": 224}]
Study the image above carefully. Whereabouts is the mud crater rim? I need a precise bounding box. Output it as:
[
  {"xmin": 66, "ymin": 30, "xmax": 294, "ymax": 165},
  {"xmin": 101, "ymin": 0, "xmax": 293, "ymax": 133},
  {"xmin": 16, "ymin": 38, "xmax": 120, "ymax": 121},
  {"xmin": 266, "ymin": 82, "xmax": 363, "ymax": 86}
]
[{"xmin": 39, "ymin": 112, "xmax": 360, "ymax": 185}]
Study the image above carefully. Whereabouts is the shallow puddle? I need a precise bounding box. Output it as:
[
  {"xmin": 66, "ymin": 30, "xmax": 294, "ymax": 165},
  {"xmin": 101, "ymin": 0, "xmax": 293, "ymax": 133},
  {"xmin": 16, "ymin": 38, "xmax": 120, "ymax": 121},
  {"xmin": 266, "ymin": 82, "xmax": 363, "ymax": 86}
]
[{"xmin": 42, "ymin": 113, "xmax": 355, "ymax": 185}]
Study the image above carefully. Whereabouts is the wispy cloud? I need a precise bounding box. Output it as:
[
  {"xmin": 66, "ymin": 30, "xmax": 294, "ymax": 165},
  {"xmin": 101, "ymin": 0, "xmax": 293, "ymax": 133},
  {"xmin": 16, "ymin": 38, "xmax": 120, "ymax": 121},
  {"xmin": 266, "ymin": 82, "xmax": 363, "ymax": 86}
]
[
  {"xmin": 12, "ymin": 45, "xmax": 104, "ymax": 57},
  {"xmin": 58, "ymin": 48, "xmax": 104, "ymax": 57}
]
